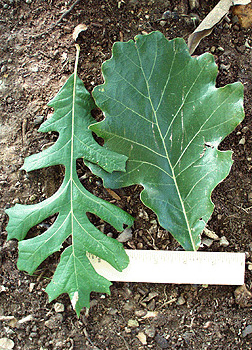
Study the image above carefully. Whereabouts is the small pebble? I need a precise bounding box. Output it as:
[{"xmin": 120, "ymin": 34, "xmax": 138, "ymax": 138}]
[
  {"xmin": 177, "ymin": 295, "xmax": 186, "ymax": 306},
  {"xmin": 142, "ymin": 311, "xmax": 158, "ymax": 318},
  {"xmin": 44, "ymin": 314, "xmax": 63, "ymax": 329},
  {"xmin": 117, "ymin": 228, "xmax": 132, "ymax": 243},
  {"xmin": 144, "ymin": 325, "xmax": 156, "ymax": 338},
  {"xmin": 155, "ymin": 334, "xmax": 169, "ymax": 349},
  {"xmin": 107, "ymin": 308, "xmax": 118, "ymax": 315},
  {"xmin": 242, "ymin": 325, "xmax": 252, "ymax": 338},
  {"xmin": 242, "ymin": 126, "xmax": 249, "ymax": 133},
  {"xmin": 29, "ymin": 194, "xmax": 37, "ymax": 202},
  {"xmin": 219, "ymin": 236, "xmax": 229, "ymax": 247},
  {"xmin": 61, "ymin": 52, "xmax": 68, "ymax": 62},
  {"xmin": 6, "ymin": 97, "xmax": 13, "ymax": 104},
  {"xmin": 136, "ymin": 332, "xmax": 147, "ymax": 345},
  {"xmin": 160, "ymin": 20, "xmax": 166, "ymax": 27},
  {"xmin": 234, "ymin": 284, "xmax": 252, "ymax": 307},
  {"xmin": 54, "ymin": 302, "xmax": 64, "ymax": 313},
  {"xmin": 29, "ymin": 283, "xmax": 35, "ymax": 293},
  {"xmin": 219, "ymin": 63, "xmax": 231, "ymax": 71},
  {"xmin": 162, "ymin": 11, "xmax": 171, "ymax": 19},
  {"xmin": 203, "ymin": 321, "xmax": 212, "ymax": 329},
  {"xmin": 29, "ymin": 332, "xmax": 37, "ymax": 338},
  {"xmin": 142, "ymin": 291, "xmax": 159, "ymax": 303},
  {"xmin": 12, "ymin": 198, "xmax": 19, "ymax": 204},
  {"xmin": 247, "ymin": 263, "xmax": 252, "ymax": 271},
  {"xmin": 245, "ymin": 40, "xmax": 251, "ymax": 49},
  {"xmin": 123, "ymin": 301, "xmax": 135, "ymax": 311},
  {"xmin": 147, "ymin": 299, "xmax": 156, "ymax": 311},
  {"xmin": 33, "ymin": 115, "xmax": 44, "ymax": 126},
  {"xmin": 30, "ymin": 65, "xmax": 38, "ymax": 72},
  {"xmin": 135, "ymin": 309, "xmax": 147, "ymax": 318},
  {"xmin": 201, "ymin": 237, "xmax": 213, "ymax": 247},
  {"xmin": 0, "ymin": 338, "xmax": 14, "ymax": 349},
  {"xmin": 239, "ymin": 137, "xmax": 246, "ymax": 145},
  {"xmin": 189, "ymin": 0, "xmax": 199, "ymax": 10},
  {"xmin": 127, "ymin": 319, "xmax": 139, "ymax": 328},
  {"xmin": 8, "ymin": 318, "xmax": 18, "ymax": 328},
  {"xmin": 0, "ymin": 286, "xmax": 6, "ymax": 293},
  {"xmin": 247, "ymin": 192, "xmax": 252, "ymax": 203},
  {"xmin": 124, "ymin": 327, "xmax": 131, "ymax": 334},
  {"xmin": 1, "ymin": 65, "xmax": 7, "ymax": 73},
  {"xmin": 138, "ymin": 209, "xmax": 148, "ymax": 220}
]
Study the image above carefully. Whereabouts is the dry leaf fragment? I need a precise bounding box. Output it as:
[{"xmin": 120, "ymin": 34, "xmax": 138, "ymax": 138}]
[
  {"xmin": 73, "ymin": 24, "xmax": 88, "ymax": 41},
  {"xmin": 232, "ymin": 2, "xmax": 252, "ymax": 28},
  {"xmin": 105, "ymin": 188, "xmax": 121, "ymax": 200},
  {"xmin": 203, "ymin": 227, "xmax": 220, "ymax": 240},
  {"xmin": 188, "ymin": 0, "xmax": 252, "ymax": 54}
]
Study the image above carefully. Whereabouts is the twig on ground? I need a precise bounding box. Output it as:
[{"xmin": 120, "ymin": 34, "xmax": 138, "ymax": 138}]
[
  {"xmin": 31, "ymin": 0, "xmax": 81, "ymax": 38},
  {"xmin": 117, "ymin": 333, "xmax": 130, "ymax": 350}
]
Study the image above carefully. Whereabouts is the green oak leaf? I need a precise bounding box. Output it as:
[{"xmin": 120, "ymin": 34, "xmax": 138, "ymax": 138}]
[
  {"xmin": 5, "ymin": 45, "xmax": 134, "ymax": 316},
  {"xmin": 88, "ymin": 31, "xmax": 244, "ymax": 251}
]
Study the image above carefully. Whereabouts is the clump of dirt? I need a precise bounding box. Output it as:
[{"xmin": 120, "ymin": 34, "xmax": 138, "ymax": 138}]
[{"xmin": 0, "ymin": 0, "xmax": 252, "ymax": 349}]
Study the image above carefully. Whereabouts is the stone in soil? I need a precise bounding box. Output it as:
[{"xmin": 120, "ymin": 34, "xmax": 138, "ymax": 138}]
[
  {"xmin": 0, "ymin": 337, "xmax": 14, "ymax": 349},
  {"xmin": 155, "ymin": 334, "xmax": 169, "ymax": 349},
  {"xmin": 127, "ymin": 319, "xmax": 139, "ymax": 328},
  {"xmin": 123, "ymin": 301, "xmax": 135, "ymax": 311},
  {"xmin": 44, "ymin": 314, "xmax": 63, "ymax": 330},
  {"xmin": 136, "ymin": 332, "xmax": 147, "ymax": 345},
  {"xmin": 117, "ymin": 227, "xmax": 132, "ymax": 242},
  {"xmin": 234, "ymin": 284, "xmax": 252, "ymax": 307},
  {"xmin": 135, "ymin": 309, "xmax": 147, "ymax": 317},
  {"xmin": 177, "ymin": 295, "xmax": 186, "ymax": 306},
  {"xmin": 242, "ymin": 325, "xmax": 252, "ymax": 338},
  {"xmin": 54, "ymin": 302, "xmax": 65, "ymax": 313},
  {"xmin": 144, "ymin": 325, "xmax": 156, "ymax": 338},
  {"xmin": 142, "ymin": 291, "xmax": 159, "ymax": 303},
  {"xmin": 219, "ymin": 236, "xmax": 229, "ymax": 247}
]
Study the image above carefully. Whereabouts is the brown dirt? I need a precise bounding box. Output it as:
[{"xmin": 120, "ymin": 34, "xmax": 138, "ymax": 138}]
[{"xmin": 0, "ymin": 0, "xmax": 252, "ymax": 349}]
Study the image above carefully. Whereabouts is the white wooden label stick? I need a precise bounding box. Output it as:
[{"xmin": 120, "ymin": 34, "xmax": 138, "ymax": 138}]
[{"xmin": 87, "ymin": 250, "xmax": 245, "ymax": 285}]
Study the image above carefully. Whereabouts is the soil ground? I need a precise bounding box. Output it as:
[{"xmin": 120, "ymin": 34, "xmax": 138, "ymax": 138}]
[{"xmin": 0, "ymin": 0, "xmax": 252, "ymax": 349}]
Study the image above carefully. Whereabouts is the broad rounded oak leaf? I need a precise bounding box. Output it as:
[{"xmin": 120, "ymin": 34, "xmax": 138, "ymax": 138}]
[{"xmin": 88, "ymin": 31, "xmax": 244, "ymax": 251}]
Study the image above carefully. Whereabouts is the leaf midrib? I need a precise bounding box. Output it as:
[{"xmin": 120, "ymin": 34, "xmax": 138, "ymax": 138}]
[
  {"xmin": 135, "ymin": 39, "xmax": 196, "ymax": 250},
  {"xmin": 71, "ymin": 45, "xmax": 80, "ymax": 294}
]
